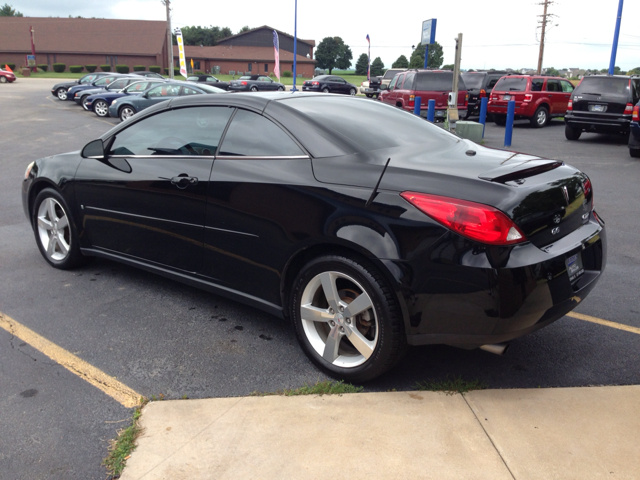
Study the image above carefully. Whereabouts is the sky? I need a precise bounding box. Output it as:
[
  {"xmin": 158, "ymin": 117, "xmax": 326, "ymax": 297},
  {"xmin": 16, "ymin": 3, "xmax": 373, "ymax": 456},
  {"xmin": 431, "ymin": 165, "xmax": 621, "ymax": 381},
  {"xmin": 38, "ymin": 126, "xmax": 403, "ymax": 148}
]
[{"xmin": 11, "ymin": 0, "xmax": 640, "ymax": 71}]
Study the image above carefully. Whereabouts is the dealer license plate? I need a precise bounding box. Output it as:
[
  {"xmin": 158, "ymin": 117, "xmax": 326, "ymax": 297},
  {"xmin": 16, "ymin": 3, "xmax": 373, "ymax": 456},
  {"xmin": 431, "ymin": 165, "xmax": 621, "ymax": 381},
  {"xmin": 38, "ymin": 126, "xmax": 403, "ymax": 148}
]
[
  {"xmin": 589, "ymin": 104, "xmax": 605, "ymax": 112},
  {"xmin": 565, "ymin": 253, "xmax": 585, "ymax": 282},
  {"xmin": 503, "ymin": 94, "xmax": 511, "ymax": 101}
]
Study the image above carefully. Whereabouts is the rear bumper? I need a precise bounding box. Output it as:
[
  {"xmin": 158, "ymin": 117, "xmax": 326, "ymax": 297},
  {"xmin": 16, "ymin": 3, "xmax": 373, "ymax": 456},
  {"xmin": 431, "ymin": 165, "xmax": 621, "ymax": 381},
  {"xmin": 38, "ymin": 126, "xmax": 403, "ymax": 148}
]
[
  {"xmin": 565, "ymin": 112, "xmax": 631, "ymax": 133},
  {"xmin": 392, "ymin": 216, "xmax": 606, "ymax": 347},
  {"xmin": 488, "ymin": 102, "xmax": 536, "ymax": 118}
]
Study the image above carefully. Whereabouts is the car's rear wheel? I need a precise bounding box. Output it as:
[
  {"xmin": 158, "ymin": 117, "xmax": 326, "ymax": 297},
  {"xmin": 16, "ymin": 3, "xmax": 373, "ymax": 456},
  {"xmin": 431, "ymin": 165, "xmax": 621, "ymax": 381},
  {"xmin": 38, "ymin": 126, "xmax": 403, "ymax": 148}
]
[
  {"xmin": 0, "ymin": 76, "xmax": 7, "ymax": 84},
  {"xmin": 322, "ymin": 87, "xmax": 330, "ymax": 93},
  {"xmin": 56, "ymin": 87, "xmax": 67, "ymax": 100},
  {"xmin": 119, "ymin": 106, "xmax": 135, "ymax": 122},
  {"xmin": 531, "ymin": 106, "xmax": 548, "ymax": 128},
  {"xmin": 94, "ymin": 100, "xmax": 109, "ymax": 117},
  {"xmin": 290, "ymin": 255, "xmax": 406, "ymax": 382},
  {"xmin": 32, "ymin": 189, "xmax": 88, "ymax": 269},
  {"xmin": 349, "ymin": 88, "xmax": 356, "ymax": 96},
  {"xmin": 494, "ymin": 115, "xmax": 506, "ymax": 126},
  {"xmin": 630, "ymin": 148, "xmax": 640, "ymax": 158},
  {"xmin": 366, "ymin": 94, "xmax": 372, "ymax": 98},
  {"xmin": 565, "ymin": 124, "xmax": 582, "ymax": 140},
  {"xmin": 250, "ymin": 86, "xmax": 258, "ymax": 92},
  {"xmin": 278, "ymin": 86, "xmax": 284, "ymax": 91}
]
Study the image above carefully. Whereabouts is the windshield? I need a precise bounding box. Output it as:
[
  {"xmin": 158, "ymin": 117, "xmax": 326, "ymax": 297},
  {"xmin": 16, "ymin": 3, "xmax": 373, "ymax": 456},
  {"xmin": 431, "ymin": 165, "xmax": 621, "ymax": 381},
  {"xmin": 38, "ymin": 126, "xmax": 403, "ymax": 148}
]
[
  {"xmin": 494, "ymin": 77, "xmax": 527, "ymax": 92},
  {"xmin": 461, "ymin": 74, "xmax": 483, "ymax": 89},
  {"xmin": 239, "ymin": 76, "xmax": 251, "ymax": 80},
  {"xmin": 574, "ymin": 77, "xmax": 630, "ymax": 98},
  {"xmin": 383, "ymin": 69, "xmax": 403, "ymax": 79}
]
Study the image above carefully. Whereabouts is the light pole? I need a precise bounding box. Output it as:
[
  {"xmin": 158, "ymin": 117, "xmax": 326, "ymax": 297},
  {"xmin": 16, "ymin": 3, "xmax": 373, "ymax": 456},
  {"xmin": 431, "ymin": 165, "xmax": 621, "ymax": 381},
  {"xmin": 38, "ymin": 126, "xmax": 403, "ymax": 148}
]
[
  {"xmin": 292, "ymin": 0, "xmax": 298, "ymax": 91},
  {"xmin": 608, "ymin": 0, "xmax": 624, "ymax": 75}
]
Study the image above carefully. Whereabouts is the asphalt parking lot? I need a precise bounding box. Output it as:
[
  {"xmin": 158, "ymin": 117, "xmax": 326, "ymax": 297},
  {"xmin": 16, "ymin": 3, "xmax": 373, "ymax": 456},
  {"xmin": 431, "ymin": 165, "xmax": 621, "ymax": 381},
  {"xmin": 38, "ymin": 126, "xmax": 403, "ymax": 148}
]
[{"xmin": 1, "ymin": 79, "xmax": 639, "ymax": 479}]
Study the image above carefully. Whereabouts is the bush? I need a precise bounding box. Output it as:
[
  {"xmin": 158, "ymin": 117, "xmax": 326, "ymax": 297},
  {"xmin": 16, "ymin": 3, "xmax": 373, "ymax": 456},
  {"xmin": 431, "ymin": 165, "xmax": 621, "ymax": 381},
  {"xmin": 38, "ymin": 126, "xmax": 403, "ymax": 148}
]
[
  {"xmin": 133, "ymin": 65, "xmax": 145, "ymax": 71},
  {"xmin": 115, "ymin": 64, "xmax": 130, "ymax": 73},
  {"xmin": 194, "ymin": 70, "xmax": 204, "ymax": 75},
  {"xmin": 164, "ymin": 67, "xmax": 180, "ymax": 75},
  {"xmin": 282, "ymin": 70, "xmax": 292, "ymax": 77},
  {"xmin": 69, "ymin": 65, "xmax": 84, "ymax": 73},
  {"xmin": 52, "ymin": 63, "xmax": 66, "ymax": 73},
  {"xmin": 100, "ymin": 64, "xmax": 111, "ymax": 72},
  {"xmin": 37, "ymin": 64, "xmax": 48, "ymax": 72},
  {"xmin": 148, "ymin": 65, "xmax": 162, "ymax": 73},
  {"xmin": 85, "ymin": 65, "xmax": 97, "ymax": 73}
]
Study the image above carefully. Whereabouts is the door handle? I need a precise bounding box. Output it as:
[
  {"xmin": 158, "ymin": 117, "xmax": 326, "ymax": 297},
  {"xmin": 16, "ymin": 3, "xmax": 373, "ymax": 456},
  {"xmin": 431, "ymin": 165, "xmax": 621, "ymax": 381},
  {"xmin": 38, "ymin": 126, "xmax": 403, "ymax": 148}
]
[{"xmin": 171, "ymin": 175, "xmax": 198, "ymax": 189}]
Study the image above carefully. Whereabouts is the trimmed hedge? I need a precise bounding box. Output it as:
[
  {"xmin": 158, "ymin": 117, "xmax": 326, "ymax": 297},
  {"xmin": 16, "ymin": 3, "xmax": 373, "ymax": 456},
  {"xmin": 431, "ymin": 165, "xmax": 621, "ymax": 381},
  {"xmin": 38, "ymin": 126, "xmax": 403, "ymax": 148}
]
[
  {"xmin": 282, "ymin": 70, "xmax": 292, "ymax": 77},
  {"xmin": 85, "ymin": 65, "xmax": 97, "ymax": 73},
  {"xmin": 69, "ymin": 65, "xmax": 84, "ymax": 73},
  {"xmin": 164, "ymin": 67, "xmax": 180, "ymax": 75},
  {"xmin": 53, "ymin": 63, "xmax": 66, "ymax": 73},
  {"xmin": 3, "ymin": 62, "xmax": 16, "ymax": 70},
  {"xmin": 149, "ymin": 65, "xmax": 162, "ymax": 73},
  {"xmin": 194, "ymin": 71, "xmax": 204, "ymax": 75},
  {"xmin": 100, "ymin": 64, "xmax": 111, "ymax": 72},
  {"xmin": 115, "ymin": 64, "xmax": 130, "ymax": 73},
  {"xmin": 37, "ymin": 64, "xmax": 48, "ymax": 72},
  {"xmin": 133, "ymin": 65, "xmax": 146, "ymax": 71}
]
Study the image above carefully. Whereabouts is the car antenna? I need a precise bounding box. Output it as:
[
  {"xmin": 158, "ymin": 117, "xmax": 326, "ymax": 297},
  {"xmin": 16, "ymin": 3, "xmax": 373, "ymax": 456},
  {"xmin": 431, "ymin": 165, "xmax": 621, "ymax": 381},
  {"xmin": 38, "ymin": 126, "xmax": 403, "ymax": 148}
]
[{"xmin": 365, "ymin": 158, "xmax": 391, "ymax": 208}]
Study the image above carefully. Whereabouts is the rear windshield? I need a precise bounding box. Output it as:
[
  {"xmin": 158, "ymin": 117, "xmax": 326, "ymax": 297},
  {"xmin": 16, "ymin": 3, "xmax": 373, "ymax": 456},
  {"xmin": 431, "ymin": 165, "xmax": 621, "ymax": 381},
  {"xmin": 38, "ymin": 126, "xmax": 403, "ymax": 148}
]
[
  {"xmin": 461, "ymin": 73, "xmax": 484, "ymax": 89},
  {"xmin": 574, "ymin": 77, "xmax": 630, "ymax": 100},
  {"xmin": 282, "ymin": 96, "xmax": 458, "ymax": 153},
  {"xmin": 415, "ymin": 72, "xmax": 467, "ymax": 91},
  {"xmin": 383, "ymin": 69, "xmax": 403, "ymax": 79},
  {"xmin": 494, "ymin": 77, "xmax": 528, "ymax": 92}
]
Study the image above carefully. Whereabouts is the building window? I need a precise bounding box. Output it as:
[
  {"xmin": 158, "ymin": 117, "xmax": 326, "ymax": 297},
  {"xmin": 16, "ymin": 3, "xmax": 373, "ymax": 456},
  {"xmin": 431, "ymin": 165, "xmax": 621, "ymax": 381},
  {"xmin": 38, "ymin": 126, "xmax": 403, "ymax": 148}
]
[
  {"xmin": 193, "ymin": 61, "xmax": 201, "ymax": 70},
  {"xmin": 264, "ymin": 63, "xmax": 268, "ymax": 73},
  {"xmin": 248, "ymin": 63, "xmax": 252, "ymax": 72}
]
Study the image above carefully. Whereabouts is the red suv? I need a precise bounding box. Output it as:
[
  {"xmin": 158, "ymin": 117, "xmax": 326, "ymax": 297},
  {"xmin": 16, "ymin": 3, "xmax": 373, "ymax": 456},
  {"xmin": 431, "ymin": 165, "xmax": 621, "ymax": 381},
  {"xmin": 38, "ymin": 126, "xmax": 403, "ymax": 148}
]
[
  {"xmin": 488, "ymin": 75, "xmax": 574, "ymax": 128},
  {"xmin": 379, "ymin": 70, "xmax": 468, "ymax": 120}
]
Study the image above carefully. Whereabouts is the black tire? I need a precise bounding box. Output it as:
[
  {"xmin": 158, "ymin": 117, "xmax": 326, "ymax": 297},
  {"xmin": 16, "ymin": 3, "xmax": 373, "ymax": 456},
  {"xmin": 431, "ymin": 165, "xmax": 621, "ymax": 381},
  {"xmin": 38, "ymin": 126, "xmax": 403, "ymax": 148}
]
[
  {"xmin": 565, "ymin": 124, "xmax": 582, "ymax": 141},
  {"xmin": 290, "ymin": 255, "xmax": 407, "ymax": 382},
  {"xmin": 56, "ymin": 87, "xmax": 67, "ymax": 100},
  {"xmin": 81, "ymin": 95, "xmax": 90, "ymax": 110},
  {"xmin": 322, "ymin": 87, "xmax": 330, "ymax": 93},
  {"xmin": 250, "ymin": 86, "xmax": 258, "ymax": 92},
  {"xmin": 366, "ymin": 94, "xmax": 372, "ymax": 98},
  {"xmin": 119, "ymin": 105, "xmax": 136, "ymax": 122},
  {"xmin": 277, "ymin": 86, "xmax": 284, "ymax": 91},
  {"xmin": 93, "ymin": 100, "xmax": 109, "ymax": 117},
  {"xmin": 494, "ymin": 115, "xmax": 506, "ymax": 126},
  {"xmin": 530, "ymin": 106, "xmax": 549, "ymax": 128},
  {"xmin": 0, "ymin": 76, "xmax": 7, "ymax": 84},
  {"xmin": 32, "ymin": 188, "xmax": 89, "ymax": 270},
  {"xmin": 349, "ymin": 88, "xmax": 356, "ymax": 96},
  {"xmin": 630, "ymin": 149, "xmax": 640, "ymax": 158}
]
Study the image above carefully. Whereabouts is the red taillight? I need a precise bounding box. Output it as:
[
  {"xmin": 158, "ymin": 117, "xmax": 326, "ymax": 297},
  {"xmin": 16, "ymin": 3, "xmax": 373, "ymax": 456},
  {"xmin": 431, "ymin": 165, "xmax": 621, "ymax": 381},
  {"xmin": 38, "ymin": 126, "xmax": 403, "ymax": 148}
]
[
  {"xmin": 400, "ymin": 192, "xmax": 527, "ymax": 246},
  {"xmin": 583, "ymin": 178, "xmax": 594, "ymax": 210},
  {"xmin": 624, "ymin": 103, "xmax": 633, "ymax": 114},
  {"xmin": 567, "ymin": 100, "xmax": 573, "ymax": 111},
  {"xmin": 312, "ymin": 81, "xmax": 319, "ymax": 85},
  {"xmin": 479, "ymin": 89, "xmax": 486, "ymax": 98},
  {"xmin": 633, "ymin": 105, "xmax": 639, "ymax": 122},
  {"xmin": 241, "ymin": 81, "xmax": 247, "ymax": 85},
  {"xmin": 524, "ymin": 94, "xmax": 533, "ymax": 102},
  {"xmin": 408, "ymin": 94, "xmax": 415, "ymax": 107}
]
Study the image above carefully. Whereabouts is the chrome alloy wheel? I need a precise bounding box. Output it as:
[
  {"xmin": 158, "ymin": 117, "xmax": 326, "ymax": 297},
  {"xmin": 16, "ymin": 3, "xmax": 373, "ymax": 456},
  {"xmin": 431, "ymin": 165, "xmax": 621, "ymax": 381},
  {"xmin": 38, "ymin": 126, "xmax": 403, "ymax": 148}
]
[
  {"xmin": 37, "ymin": 197, "xmax": 71, "ymax": 262},
  {"xmin": 94, "ymin": 100, "xmax": 109, "ymax": 117},
  {"xmin": 56, "ymin": 88, "xmax": 67, "ymax": 100},
  {"xmin": 120, "ymin": 106, "xmax": 135, "ymax": 121},
  {"xmin": 299, "ymin": 271, "xmax": 378, "ymax": 368}
]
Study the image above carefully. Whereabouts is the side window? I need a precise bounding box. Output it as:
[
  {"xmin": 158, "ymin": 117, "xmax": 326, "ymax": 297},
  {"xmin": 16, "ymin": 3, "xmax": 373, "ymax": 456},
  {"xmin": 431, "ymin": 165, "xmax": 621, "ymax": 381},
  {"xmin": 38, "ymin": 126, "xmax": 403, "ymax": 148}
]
[
  {"xmin": 109, "ymin": 107, "xmax": 233, "ymax": 156},
  {"xmin": 531, "ymin": 79, "xmax": 544, "ymax": 92},
  {"xmin": 632, "ymin": 80, "xmax": 640, "ymax": 104},
  {"xmin": 182, "ymin": 86, "xmax": 201, "ymax": 95},
  {"xmin": 402, "ymin": 73, "xmax": 415, "ymax": 90},
  {"xmin": 219, "ymin": 110, "xmax": 304, "ymax": 157},
  {"xmin": 389, "ymin": 75, "xmax": 400, "ymax": 91},
  {"xmin": 487, "ymin": 78, "xmax": 499, "ymax": 89},
  {"xmin": 545, "ymin": 80, "xmax": 561, "ymax": 92},
  {"xmin": 560, "ymin": 80, "xmax": 574, "ymax": 93},
  {"xmin": 206, "ymin": 76, "xmax": 217, "ymax": 82},
  {"xmin": 147, "ymin": 84, "xmax": 181, "ymax": 97}
]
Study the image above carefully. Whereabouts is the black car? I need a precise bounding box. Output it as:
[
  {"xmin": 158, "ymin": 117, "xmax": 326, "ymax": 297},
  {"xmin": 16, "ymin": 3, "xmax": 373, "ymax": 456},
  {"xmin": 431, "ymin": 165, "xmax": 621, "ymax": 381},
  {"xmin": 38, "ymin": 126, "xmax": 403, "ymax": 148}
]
[
  {"xmin": 565, "ymin": 75, "xmax": 640, "ymax": 140},
  {"xmin": 461, "ymin": 71, "xmax": 508, "ymax": 118},
  {"xmin": 22, "ymin": 93, "xmax": 606, "ymax": 382},
  {"xmin": 131, "ymin": 71, "xmax": 165, "ymax": 79},
  {"xmin": 629, "ymin": 101, "xmax": 640, "ymax": 157},
  {"xmin": 66, "ymin": 74, "xmax": 135, "ymax": 103},
  {"xmin": 302, "ymin": 75, "xmax": 357, "ymax": 95},
  {"xmin": 51, "ymin": 72, "xmax": 112, "ymax": 101},
  {"xmin": 187, "ymin": 74, "xmax": 230, "ymax": 91},
  {"xmin": 228, "ymin": 75, "xmax": 285, "ymax": 92}
]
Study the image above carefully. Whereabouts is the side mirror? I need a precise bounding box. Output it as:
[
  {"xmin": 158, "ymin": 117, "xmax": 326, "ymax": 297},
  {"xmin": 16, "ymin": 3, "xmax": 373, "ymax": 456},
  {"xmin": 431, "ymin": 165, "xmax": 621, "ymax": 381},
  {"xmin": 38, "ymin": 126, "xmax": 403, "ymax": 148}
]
[
  {"xmin": 380, "ymin": 84, "xmax": 388, "ymax": 91},
  {"xmin": 81, "ymin": 139, "xmax": 105, "ymax": 160}
]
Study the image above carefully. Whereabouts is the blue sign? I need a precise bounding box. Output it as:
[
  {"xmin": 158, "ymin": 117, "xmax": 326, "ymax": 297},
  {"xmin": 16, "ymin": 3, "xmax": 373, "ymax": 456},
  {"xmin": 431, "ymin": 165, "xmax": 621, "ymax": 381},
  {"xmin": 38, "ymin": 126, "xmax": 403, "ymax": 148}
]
[{"xmin": 421, "ymin": 19, "xmax": 437, "ymax": 45}]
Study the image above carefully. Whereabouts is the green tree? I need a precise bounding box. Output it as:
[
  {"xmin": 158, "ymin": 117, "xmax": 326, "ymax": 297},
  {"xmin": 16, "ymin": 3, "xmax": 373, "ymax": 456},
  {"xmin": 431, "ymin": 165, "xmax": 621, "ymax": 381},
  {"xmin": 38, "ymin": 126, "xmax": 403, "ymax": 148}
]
[
  {"xmin": 355, "ymin": 53, "xmax": 369, "ymax": 75},
  {"xmin": 442, "ymin": 64, "xmax": 454, "ymax": 70},
  {"xmin": 545, "ymin": 67, "xmax": 559, "ymax": 76},
  {"xmin": 315, "ymin": 36, "xmax": 352, "ymax": 74},
  {"xmin": 409, "ymin": 42, "xmax": 443, "ymax": 69},
  {"xmin": 238, "ymin": 26, "xmax": 250, "ymax": 34},
  {"xmin": 392, "ymin": 55, "xmax": 409, "ymax": 68},
  {"xmin": 174, "ymin": 25, "xmax": 233, "ymax": 46},
  {"xmin": 370, "ymin": 57, "xmax": 384, "ymax": 76},
  {"xmin": 628, "ymin": 67, "xmax": 640, "ymax": 75},
  {"xmin": 0, "ymin": 3, "xmax": 23, "ymax": 16}
]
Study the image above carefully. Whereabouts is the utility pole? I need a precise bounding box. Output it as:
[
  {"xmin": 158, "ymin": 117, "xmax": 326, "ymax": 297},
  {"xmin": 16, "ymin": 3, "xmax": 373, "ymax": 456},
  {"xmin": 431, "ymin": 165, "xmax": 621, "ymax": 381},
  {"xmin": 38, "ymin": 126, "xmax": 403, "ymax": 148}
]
[
  {"xmin": 536, "ymin": 0, "xmax": 553, "ymax": 75},
  {"xmin": 162, "ymin": 0, "xmax": 174, "ymax": 79},
  {"xmin": 448, "ymin": 33, "xmax": 463, "ymax": 131}
]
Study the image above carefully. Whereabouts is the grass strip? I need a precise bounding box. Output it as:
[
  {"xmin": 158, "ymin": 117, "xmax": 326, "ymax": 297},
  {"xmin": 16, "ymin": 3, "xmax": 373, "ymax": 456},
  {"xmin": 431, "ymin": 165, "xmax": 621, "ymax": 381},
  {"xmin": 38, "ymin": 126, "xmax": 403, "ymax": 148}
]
[
  {"xmin": 251, "ymin": 380, "xmax": 363, "ymax": 397},
  {"xmin": 103, "ymin": 398, "xmax": 147, "ymax": 478},
  {"xmin": 414, "ymin": 376, "xmax": 487, "ymax": 396}
]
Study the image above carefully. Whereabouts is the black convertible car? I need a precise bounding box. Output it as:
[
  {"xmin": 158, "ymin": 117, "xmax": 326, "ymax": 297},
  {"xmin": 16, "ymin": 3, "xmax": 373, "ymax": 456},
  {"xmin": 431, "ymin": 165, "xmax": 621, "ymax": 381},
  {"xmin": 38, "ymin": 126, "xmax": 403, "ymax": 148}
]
[{"xmin": 22, "ymin": 93, "xmax": 606, "ymax": 382}]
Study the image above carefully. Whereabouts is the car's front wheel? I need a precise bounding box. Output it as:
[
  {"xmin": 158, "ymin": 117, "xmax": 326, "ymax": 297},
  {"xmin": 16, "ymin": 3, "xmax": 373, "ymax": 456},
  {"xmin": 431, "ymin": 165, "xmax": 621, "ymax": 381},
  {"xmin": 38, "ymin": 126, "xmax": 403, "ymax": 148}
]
[
  {"xmin": 250, "ymin": 86, "xmax": 258, "ymax": 92},
  {"xmin": 277, "ymin": 86, "xmax": 284, "ymax": 91},
  {"xmin": 565, "ymin": 124, "xmax": 582, "ymax": 140},
  {"xmin": 0, "ymin": 76, "xmax": 7, "ymax": 84},
  {"xmin": 56, "ymin": 87, "xmax": 67, "ymax": 100},
  {"xmin": 290, "ymin": 255, "xmax": 406, "ymax": 382},
  {"xmin": 32, "ymin": 189, "xmax": 87, "ymax": 269},
  {"xmin": 349, "ymin": 88, "xmax": 356, "ymax": 96},
  {"xmin": 119, "ymin": 106, "xmax": 135, "ymax": 122},
  {"xmin": 322, "ymin": 87, "xmax": 330, "ymax": 93},
  {"xmin": 93, "ymin": 100, "xmax": 109, "ymax": 117},
  {"xmin": 81, "ymin": 95, "xmax": 91, "ymax": 110}
]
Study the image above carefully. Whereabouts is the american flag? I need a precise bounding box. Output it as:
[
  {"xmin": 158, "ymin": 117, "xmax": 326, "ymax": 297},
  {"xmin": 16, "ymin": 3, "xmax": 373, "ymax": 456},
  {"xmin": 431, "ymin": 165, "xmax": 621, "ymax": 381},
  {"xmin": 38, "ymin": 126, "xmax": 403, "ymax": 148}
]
[
  {"xmin": 273, "ymin": 30, "xmax": 280, "ymax": 80},
  {"xmin": 366, "ymin": 34, "xmax": 370, "ymax": 81}
]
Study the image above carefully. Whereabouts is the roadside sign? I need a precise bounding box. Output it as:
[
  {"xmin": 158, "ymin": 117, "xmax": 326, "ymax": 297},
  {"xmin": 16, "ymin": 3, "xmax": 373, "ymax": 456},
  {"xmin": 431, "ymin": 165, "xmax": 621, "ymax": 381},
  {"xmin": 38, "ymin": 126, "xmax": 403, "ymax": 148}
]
[
  {"xmin": 26, "ymin": 55, "xmax": 36, "ymax": 67},
  {"xmin": 421, "ymin": 19, "xmax": 437, "ymax": 45}
]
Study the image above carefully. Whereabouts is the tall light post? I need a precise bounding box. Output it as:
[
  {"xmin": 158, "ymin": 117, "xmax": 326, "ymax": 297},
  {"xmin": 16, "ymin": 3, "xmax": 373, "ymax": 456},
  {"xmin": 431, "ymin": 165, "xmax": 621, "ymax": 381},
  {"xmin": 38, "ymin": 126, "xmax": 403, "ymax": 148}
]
[
  {"xmin": 608, "ymin": 0, "xmax": 624, "ymax": 75},
  {"xmin": 292, "ymin": 0, "xmax": 298, "ymax": 91}
]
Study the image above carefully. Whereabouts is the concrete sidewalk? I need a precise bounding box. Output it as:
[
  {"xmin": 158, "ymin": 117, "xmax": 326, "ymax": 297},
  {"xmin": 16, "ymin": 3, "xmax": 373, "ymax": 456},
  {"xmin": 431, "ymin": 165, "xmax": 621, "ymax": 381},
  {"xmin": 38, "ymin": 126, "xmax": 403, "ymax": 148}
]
[{"xmin": 120, "ymin": 385, "xmax": 640, "ymax": 479}]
